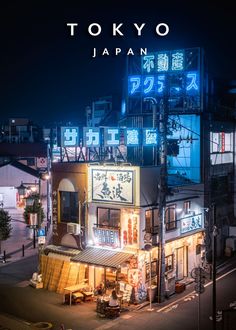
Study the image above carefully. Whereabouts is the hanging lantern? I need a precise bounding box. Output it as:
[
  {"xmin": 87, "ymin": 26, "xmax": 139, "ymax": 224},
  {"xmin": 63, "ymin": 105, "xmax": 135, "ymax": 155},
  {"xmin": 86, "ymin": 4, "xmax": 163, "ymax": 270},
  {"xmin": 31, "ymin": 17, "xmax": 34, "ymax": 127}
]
[{"xmin": 16, "ymin": 181, "xmax": 27, "ymax": 197}]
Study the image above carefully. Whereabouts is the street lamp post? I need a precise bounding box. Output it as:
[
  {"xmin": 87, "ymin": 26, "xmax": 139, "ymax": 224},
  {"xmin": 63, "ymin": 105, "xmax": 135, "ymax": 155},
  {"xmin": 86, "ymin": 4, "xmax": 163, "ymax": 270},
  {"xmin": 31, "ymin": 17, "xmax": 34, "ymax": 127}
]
[
  {"xmin": 16, "ymin": 179, "xmax": 44, "ymax": 269},
  {"xmin": 157, "ymin": 99, "xmax": 168, "ymax": 304},
  {"xmin": 147, "ymin": 249, "xmax": 154, "ymax": 312},
  {"xmin": 212, "ymin": 203, "xmax": 217, "ymax": 330}
]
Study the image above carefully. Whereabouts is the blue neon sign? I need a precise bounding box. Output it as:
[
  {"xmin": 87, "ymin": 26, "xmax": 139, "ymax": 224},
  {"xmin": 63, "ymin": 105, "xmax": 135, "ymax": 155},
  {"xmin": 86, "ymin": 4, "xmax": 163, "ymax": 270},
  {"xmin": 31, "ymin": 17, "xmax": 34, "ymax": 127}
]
[
  {"xmin": 143, "ymin": 128, "xmax": 158, "ymax": 146},
  {"xmin": 83, "ymin": 127, "xmax": 100, "ymax": 147},
  {"xmin": 142, "ymin": 55, "xmax": 155, "ymax": 73},
  {"xmin": 128, "ymin": 76, "xmax": 141, "ymax": 94},
  {"xmin": 125, "ymin": 128, "xmax": 140, "ymax": 146},
  {"xmin": 104, "ymin": 128, "xmax": 120, "ymax": 147},
  {"xmin": 142, "ymin": 50, "xmax": 185, "ymax": 74},
  {"xmin": 171, "ymin": 51, "xmax": 184, "ymax": 71},
  {"xmin": 128, "ymin": 72, "xmax": 199, "ymax": 97},
  {"xmin": 61, "ymin": 127, "xmax": 79, "ymax": 147},
  {"xmin": 143, "ymin": 76, "xmax": 155, "ymax": 94},
  {"xmin": 157, "ymin": 52, "xmax": 169, "ymax": 72},
  {"xmin": 186, "ymin": 71, "xmax": 199, "ymax": 95}
]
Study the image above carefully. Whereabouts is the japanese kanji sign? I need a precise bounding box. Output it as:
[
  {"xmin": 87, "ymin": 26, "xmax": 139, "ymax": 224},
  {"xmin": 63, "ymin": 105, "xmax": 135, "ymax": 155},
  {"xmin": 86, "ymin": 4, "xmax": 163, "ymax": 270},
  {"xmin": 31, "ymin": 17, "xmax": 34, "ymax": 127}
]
[
  {"xmin": 91, "ymin": 169, "xmax": 134, "ymax": 204},
  {"xmin": 180, "ymin": 214, "xmax": 202, "ymax": 234}
]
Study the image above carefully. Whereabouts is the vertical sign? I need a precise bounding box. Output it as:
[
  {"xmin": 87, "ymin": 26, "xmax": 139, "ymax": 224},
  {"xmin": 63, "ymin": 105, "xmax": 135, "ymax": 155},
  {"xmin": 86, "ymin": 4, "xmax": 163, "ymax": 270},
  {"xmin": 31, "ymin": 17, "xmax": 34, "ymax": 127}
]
[{"xmin": 52, "ymin": 190, "xmax": 58, "ymax": 235}]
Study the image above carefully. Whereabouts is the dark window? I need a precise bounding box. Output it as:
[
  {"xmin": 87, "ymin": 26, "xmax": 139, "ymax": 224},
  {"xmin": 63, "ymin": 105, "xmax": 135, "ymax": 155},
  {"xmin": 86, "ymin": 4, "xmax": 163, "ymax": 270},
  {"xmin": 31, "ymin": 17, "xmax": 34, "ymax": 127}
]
[
  {"xmin": 60, "ymin": 191, "xmax": 79, "ymax": 223},
  {"xmin": 165, "ymin": 254, "xmax": 173, "ymax": 272},
  {"xmin": 27, "ymin": 158, "xmax": 35, "ymax": 166},
  {"xmin": 145, "ymin": 209, "xmax": 159, "ymax": 234},
  {"xmin": 97, "ymin": 208, "xmax": 120, "ymax": 228},
  {"xmin": 165, "ymin": 205, "xmax": 177, "ymax": 231},
  {"xmin": 183, "ymin": 201, "xmax": 191, "ymax": 214},
  {"xmin": 145, "ymin": 260, "xmax": 158, "ymax": 282}
]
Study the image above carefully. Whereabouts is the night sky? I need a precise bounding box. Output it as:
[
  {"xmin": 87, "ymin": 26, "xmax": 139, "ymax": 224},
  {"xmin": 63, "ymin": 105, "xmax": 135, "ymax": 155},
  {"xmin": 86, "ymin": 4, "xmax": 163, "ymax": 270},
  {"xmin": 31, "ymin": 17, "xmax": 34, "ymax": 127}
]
[{"xmin": 1, "ymin": 1, "xmax": 236, "ymax": 125}]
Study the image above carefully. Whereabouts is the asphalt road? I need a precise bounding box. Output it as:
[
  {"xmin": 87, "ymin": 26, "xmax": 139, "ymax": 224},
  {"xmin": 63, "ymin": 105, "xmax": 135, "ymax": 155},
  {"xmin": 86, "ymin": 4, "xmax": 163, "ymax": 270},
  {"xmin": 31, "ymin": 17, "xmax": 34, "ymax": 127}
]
[{"xmin": 0, "ymin": 255, "xmax": 236, "ymax": 330}]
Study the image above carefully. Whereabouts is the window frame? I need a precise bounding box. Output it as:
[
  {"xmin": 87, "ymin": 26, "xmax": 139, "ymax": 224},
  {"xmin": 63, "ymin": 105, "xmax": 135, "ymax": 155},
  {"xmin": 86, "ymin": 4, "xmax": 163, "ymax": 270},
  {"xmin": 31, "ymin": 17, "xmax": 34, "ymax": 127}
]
[
  {"xmin": 165, "ymin": 204, "xmax": 177, "ymax": 231},
  {"xmin": 97, "ymin": 207, "xmax": 121, "ymax": 229},
  {"xmin": 145, "ymin": 208, "xmax": 159, "ymax": 234},
  {"xmin": 165, "ymin": 254, "xmax": 174, "ymax": 273},
  {"xmin": 59, "ymin": 191, "xmax": 79, "ymax": 223},
  {"xmin": 183, "ymin": 201, "xmax": 191, "ymax": 215}
]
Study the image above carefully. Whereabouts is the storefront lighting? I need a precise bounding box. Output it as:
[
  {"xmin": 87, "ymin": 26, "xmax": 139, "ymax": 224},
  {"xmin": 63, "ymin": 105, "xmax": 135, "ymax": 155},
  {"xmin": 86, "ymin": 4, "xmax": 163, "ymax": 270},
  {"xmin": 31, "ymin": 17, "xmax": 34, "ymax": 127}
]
[
  {"xmin": 25, "ymin": 197, "xmax": 35, "ymax": 206},
  {"xmin": 30, "ymin": 186, "xmax": 37, "ymax": 193},
  {"xmin": 106, "ymin": 268, "xmax": 111, "ymax": 272},
  {"xmin": 176, "ymin": 208, "xmax": 182, "ymax": 213}
]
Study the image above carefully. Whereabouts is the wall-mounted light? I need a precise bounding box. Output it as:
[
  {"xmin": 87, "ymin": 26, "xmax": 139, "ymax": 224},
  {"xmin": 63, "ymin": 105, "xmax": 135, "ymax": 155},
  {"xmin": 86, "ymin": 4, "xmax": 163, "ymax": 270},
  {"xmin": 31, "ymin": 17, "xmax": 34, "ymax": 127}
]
[{"xmin": 176, "ymin": 208, "xmax": 182, "ymax": 213}]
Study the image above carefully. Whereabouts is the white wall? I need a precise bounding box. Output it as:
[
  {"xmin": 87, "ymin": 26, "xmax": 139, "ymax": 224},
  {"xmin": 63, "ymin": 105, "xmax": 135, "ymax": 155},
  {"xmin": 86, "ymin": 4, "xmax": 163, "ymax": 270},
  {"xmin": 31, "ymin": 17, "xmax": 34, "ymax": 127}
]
[
  {"xmin": 0, "ymin": 186, "xmax": 17, "ymax": 208},
  {"xmin": 0, "ymin": 164, "xmax": 39, "ymax": 187}
]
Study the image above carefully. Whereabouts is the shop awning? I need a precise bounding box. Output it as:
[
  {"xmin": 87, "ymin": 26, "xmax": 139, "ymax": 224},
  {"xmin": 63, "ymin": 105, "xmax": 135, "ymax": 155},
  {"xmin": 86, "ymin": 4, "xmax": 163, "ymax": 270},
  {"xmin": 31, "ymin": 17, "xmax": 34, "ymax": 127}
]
[
  {"xmin": 44, "ymin": 244, "xmax": 81, "ymax": 257},
  {"xmin": 71, "ymin": 247, "xmax": 134, "ymax": 269}
]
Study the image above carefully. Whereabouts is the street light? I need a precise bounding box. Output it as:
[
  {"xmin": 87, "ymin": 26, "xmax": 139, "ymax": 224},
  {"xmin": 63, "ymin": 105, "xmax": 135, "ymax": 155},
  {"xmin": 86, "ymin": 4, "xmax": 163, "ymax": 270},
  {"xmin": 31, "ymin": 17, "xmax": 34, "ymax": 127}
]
[{"xmin": 16, "ymin": 181, "xmax": 27, "ymax": 197}]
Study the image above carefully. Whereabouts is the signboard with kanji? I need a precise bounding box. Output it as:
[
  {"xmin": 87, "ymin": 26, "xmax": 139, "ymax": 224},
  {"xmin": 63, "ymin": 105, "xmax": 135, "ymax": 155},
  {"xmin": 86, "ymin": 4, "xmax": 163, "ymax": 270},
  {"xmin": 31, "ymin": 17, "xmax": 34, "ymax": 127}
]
[
  {"xmin": 180, "ymin": 214, "xmax": 202, "ymax": 234},
  {"xmin": 91, "ymin": 169, "xmax": 134, "ymax": 204}
]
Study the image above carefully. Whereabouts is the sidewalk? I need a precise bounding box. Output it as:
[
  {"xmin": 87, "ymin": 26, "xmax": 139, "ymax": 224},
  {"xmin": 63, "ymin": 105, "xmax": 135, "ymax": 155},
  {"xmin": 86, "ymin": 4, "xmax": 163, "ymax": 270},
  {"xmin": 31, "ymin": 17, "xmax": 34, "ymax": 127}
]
[
  {"xmin": 1, "ymin": 208, "xmax": 52, "ymax": 266},
  {"xmin": 0, "ymin": 254, "xmax": 236, "ymax": 330},
  {"xmin": 0, "ymin": 313, "xmax": 49, "ymax": 330}
]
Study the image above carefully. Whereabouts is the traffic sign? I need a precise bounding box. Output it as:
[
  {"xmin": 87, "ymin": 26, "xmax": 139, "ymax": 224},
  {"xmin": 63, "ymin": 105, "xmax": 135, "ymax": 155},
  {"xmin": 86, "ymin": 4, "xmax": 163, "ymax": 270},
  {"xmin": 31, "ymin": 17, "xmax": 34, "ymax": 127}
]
[
  {"xmin": 38, "ymin": 236, "xmax": 46, "ymax": 245},
  {"xmin": 38, "ymin": 228, "xmax": 45, "ymax": 237}
]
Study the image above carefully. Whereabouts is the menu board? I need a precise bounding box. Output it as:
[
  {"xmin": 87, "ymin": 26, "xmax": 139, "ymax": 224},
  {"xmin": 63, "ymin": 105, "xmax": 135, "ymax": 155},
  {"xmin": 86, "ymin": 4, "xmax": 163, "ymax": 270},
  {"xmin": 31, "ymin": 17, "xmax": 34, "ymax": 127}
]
[{"xmin": 93, "ymin": 228, "xmax": 120, "ymax": 248}]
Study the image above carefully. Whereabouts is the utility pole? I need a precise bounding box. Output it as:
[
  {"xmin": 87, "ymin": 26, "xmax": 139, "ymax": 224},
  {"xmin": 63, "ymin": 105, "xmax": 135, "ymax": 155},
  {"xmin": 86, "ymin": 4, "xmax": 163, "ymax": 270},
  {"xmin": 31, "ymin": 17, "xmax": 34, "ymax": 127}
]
[
  {"xmin": 212, "ymin": 203, "xmax": 217, "ymax": 330},
  {"xmin": 157, "ymin": 99, "xmax": 168, "ymax": 303}
]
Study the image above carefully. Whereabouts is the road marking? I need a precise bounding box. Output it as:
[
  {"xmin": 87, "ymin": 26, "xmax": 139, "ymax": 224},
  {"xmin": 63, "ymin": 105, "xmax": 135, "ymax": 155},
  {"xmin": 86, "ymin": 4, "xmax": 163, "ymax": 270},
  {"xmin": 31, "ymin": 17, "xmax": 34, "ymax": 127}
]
[
  {"xmin": 184, "ymin": 294, "xmax": 196, "ymax": 302},
  {"xmin": 163, "ymin": 304, "xmax": 178, "ymax": 313},
  {"xmin": 205, "ymin": 267, "xmax": 236, "ymax": 288},
  {"xmin": 157, "ymin": 267, "xmax": 236, "ymax": 313},
  {"xmin": 94, "ymin": 314, "xmax": 132, "ymax": 330}
]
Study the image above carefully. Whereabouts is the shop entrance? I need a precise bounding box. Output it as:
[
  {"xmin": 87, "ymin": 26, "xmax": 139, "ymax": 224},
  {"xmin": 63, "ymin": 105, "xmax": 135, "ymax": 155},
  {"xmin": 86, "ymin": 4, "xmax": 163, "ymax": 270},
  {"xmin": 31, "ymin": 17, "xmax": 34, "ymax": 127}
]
[{"xmin": 176, "ymin": 246, "xmax": 185, "ymax": 280}]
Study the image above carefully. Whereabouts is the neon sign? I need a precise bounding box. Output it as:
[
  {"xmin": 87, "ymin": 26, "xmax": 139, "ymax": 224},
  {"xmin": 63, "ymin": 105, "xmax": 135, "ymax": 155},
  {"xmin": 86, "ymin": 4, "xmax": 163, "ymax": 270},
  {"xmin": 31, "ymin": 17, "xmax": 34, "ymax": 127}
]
[
  {"xmin": 61, "ymin": 127, "xmax": 79, "ymax": 147},
  {"xmin": 143, "ymin": 128, "xmax": 158, "ymax": 146},
  {"xmin": 83, "ymin": 127, "xmax": 100, "ymax": 147},
  {"xmin": 125, "ymin": 128, "xmax": 140, "ymax": 146},
  {"xmin": 104, "ymin": 128, "xmax": 120, "ymax": 146},
  {"xmin": 59, "ymin": 126, "xmax": 160, "ymax": 148},
  {"xmin": 128, "ymin": 72, "xmax": 199, "ymax": 96},
  {"xmin": 142, "ymin": 50, "xmax": 185, "ymax": 73}
]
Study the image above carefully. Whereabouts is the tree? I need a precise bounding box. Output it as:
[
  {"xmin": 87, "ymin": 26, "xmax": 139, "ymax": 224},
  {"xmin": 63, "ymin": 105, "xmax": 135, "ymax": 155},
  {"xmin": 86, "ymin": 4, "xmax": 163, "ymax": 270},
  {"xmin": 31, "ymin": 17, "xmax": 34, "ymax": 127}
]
[
  {"xmin": 23, "ymin": 194, "xmax": 45, "ymax": 226},
  {"xmin": 0, "ymin": 209, "xmax": 12, "ymax": 255}
]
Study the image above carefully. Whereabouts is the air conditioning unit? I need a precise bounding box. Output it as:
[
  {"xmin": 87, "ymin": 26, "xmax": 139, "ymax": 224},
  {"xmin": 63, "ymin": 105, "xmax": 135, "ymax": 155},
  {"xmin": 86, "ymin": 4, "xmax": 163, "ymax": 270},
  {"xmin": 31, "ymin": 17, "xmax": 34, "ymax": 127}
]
[{"xmin": 67, "ymin": 223, "xmax": 81, "ymax": 235}]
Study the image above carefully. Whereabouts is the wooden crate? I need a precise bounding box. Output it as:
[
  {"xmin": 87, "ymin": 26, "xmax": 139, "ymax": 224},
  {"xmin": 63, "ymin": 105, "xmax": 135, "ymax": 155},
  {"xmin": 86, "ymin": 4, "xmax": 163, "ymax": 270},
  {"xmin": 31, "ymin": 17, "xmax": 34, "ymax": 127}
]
[{"xmin": 175, "ymin": 282, "xmax": 186, "ymax": 293}]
